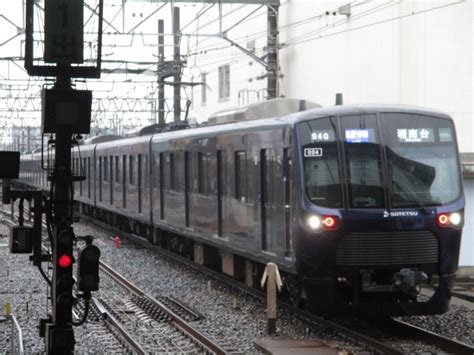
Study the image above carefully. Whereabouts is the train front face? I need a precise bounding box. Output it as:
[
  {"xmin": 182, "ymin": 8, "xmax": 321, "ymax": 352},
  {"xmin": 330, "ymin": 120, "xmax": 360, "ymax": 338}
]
[{"xmin": 295, "ymin": 109, "xmax": 464, "ymax": 316}]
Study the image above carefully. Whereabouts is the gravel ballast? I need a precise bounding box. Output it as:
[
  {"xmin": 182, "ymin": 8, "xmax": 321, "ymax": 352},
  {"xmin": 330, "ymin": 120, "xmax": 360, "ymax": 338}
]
[{"xmin": 1, "ymin": 217, "xmax": 473, "ymax": 353}]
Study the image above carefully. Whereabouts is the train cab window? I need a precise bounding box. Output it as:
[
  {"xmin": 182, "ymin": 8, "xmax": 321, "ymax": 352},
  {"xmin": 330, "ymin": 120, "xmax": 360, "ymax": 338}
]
[
  {"xmin": 129, "ymin": 155, "xmax": 134, "ymax": 185},
  {"xmin": 381, "ymin": 113, "xmax": 462, "ymax": 207},
  {"xmin": 298, "ymin": 116, "xmax": 343, "ymax": 208},
  {"xmin": 235, "ymin": 151, "xmax": 247, "ymax": 202},
  {"xmin": 340, "ymin": 114, "xmax": 384, "ymax": 208}
]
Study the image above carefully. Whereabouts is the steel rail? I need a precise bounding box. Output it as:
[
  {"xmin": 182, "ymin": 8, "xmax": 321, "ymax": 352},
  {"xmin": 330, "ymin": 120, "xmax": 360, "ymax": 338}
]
[
  {"xmin": 91, "ymin": 297, "xmax": 146, "ymax": 355},
  {"xmin": 10, "ymin": 314, "xmax": 25, "ymax": 354},
  {"xmin": 71, "ymin": 211, "xmax": 474, "ymax": 354},
  {"xmin": 100, "ymin": 261, "xmax": 227, "ymax": 355},
  {"xmin": 81, "ymin": 215, "xmax": 402, "ymax": 355},
  {"xmin": 386, "ymin": 318, "xmax": 474, "ymax": 355}
]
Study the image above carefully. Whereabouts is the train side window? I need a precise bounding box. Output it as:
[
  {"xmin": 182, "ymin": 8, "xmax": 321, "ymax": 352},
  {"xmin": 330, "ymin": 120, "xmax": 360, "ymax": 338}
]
[
  {"xmin": 138, "ymin": 153, "xmax": 142, "ymax": 213},
  {"xmin": 104, "ymin": 156, "xmax": 108, "ymax": 181},
  {"xmin": 170, "ymin": 153, "xmax": 176, "ymax": 191},
  {"xmin": 87, "ymin": 157, "xmax": 91, "ymax": 199},
  {"xmin": 205, "ymin": 153, "xmax": 212, "ymax": 195},
  {"xmin": 110, "ymin": 156, "xmax": 113, "ymax": 204},
  {"xmin": 98, "ymin": 156, "xmax": 102, "ymax": 201},
  {"xmin": 197, "ymin": 152, "xmax": 204, "ymax": 194},
  {"xmin": 122, "ymin": 155, "xmax": 127, "ymax": 208},
  {"xmin": 129, "ymin": 155, "xmax": 134, "ymax": 185},
  {"xmin": 115, "ymin": 156, "xmax": 119, "ymax": 183},
  {"xmin": 81, "ymin": 158, "xmax": 86, "ymax": 196},
  {"xmin": 122, "ymin": 155, "xmax": 126, "ymax": 184},
  {"xmin": 235, "ymin": 151, "xmax": 247, "ymax": 202},
  {"xmin": 197, "ymin": 152, "xmax": 211, "ymax": 195},
  {"xmin": 159, "ymin": 152, "xmax": 164, "ymax": 189},
  {"xmin": 109, "ymin": 156, "xmax": 113, "ymax": 182},
  {"xmin": 144, "ymin": 154, "xmax": 149, "ymax": 187},
  {"xmin": 153, "ymin": 154, "xmax": 159, "ymax": 188}
]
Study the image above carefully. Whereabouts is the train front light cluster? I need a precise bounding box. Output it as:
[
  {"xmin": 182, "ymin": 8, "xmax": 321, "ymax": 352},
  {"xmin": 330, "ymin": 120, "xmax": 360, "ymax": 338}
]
[
  {"xmin": 436, "ymin": 211, "xmax": 463, "ymax": 228},
  {"xmin": 306, "ymin": 214, "xmax": 340, "ymax": 231}
]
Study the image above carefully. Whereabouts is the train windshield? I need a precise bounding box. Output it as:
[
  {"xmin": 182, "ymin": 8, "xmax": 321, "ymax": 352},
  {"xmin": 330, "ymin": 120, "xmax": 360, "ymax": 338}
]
[
  {"xmin": 298, "ymin": 113, "xmax": 461, "ymax": 208},
  {"xmin": 381, "ymin": 113, "xmax": 461, "ymax": 207},
  {"xmin": 298, "ymin": 116, "xmax": 343, "ymax": 208}
]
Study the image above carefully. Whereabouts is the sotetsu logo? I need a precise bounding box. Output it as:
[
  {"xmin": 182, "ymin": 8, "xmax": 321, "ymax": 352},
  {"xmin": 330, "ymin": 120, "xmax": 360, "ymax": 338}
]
[{"xmin": 383, "ymin": 211, "xmax": 419, "ymax": 218}]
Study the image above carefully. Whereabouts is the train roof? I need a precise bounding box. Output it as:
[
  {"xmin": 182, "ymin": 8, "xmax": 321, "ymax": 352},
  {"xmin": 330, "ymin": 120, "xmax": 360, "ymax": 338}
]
[
  {"xmin": 292, "ymin": 103, "xmax": 452, "ymax": 121},
  {"xmin": 85, "ymin": 104, "xmax": 452, "ymax": 150}
]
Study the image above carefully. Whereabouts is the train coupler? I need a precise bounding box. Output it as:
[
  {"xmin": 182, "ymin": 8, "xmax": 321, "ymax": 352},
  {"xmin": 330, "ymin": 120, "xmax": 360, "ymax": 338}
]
[{"xmin": 360, "ymin": 268, "xmax": 428, "ymax": 295}]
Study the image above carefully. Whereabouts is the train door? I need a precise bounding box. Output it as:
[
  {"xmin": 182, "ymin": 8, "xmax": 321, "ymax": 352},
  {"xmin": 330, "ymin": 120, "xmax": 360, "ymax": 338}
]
[
  {"xmin": 261, "ymin": 148, "xmax": 276, "ymax": 253},
  {"xmin": 260, "ymin": 149, "xmax": 268, "ymax": 251},
  {"xmin": 184, "ymin": 151, "xmax": 190, "ymax": 227},
  {"xmin": 98, "ymin": 156, "xmax": 102, "ymax": 202},
  {"xmin": 159, "ymin": 152, "xmax": 164, "ymax": 220},
  {"xmin": 122, "ymin": 155, "xmax": 126, "ymax": 209},
  {"xmin": 110, "ymin": 156, "xmax": 113, "ymax": 205},
  {"xmin": 283, "ymin": 148, "xmax": 292, "ymax": 256},
  {"xmin": 88, "ymin": 157, "xmax": 92, "ymax": 200},
  {"xmin": 138, "ymin": 154, "xmax": 142, "ymax": 214},
  {"xmin": 217, "ymin": 150, "xmax": 223, "ymax": 237},
  {"xmin": 80, "ymin": 157, "xmax": 84, "ymax": 196}
]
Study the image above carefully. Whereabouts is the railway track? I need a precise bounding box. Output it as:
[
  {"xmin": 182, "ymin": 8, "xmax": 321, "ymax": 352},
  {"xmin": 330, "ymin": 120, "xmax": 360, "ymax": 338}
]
[
  {"xmin": 2, "ymin": 202, "xmax": 473, "ymax": 353},
  {"xmin": 78, "ymin": 211, "xmax": 474, "ymax": 355},
  {"xmin": 1, "ymin": 204, "xmax": 225, "ymax": 353},
  {"xmin": 98, "ymin": 260, "xmax": 227, "ymax": 354}
]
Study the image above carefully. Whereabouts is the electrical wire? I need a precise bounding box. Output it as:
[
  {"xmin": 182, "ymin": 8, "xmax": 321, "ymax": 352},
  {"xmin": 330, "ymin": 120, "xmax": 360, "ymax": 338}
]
[
  {"xmin": 72, "ymin": 298, "xmax": 91, "ymax": 326},
  {"xmin": 285, "ymin": 1, "xmax": 465, "ymax": 47}
]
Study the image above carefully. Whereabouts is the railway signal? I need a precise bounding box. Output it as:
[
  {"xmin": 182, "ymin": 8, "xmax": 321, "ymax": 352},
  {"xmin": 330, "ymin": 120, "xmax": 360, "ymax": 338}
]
[{"xmin": 77, "ymin": 240, "xmax": 101, "ymax": 292}]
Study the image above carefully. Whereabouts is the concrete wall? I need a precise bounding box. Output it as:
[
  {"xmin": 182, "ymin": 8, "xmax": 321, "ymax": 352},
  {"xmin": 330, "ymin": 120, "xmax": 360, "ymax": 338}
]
[{"xmin": 461, "ymin": 178, "xmax": 473, "ymax": 266}]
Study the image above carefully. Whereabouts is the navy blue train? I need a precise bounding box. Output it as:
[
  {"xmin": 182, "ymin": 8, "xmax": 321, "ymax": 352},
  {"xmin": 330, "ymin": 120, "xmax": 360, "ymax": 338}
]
[{"xmin": 19, "ymin": 100, "xmax": 465, "ymax": 316}]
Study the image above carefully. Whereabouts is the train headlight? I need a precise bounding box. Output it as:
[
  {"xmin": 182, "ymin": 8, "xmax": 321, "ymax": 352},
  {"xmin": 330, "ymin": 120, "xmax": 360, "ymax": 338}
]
[
  {"xmin": 307, "ymin": 215, "xmax": 322, "ymax": 230},
  {"xmin": 436, "ymin": 211, "xmax": 463, "ymax": 228},
  {"xmin": 449, "ymin": 212, "xmax": 462, "ymax": 226},
  {"xmin": 306, "ymin": 214, "xmax": 340, "ymax": 231}
]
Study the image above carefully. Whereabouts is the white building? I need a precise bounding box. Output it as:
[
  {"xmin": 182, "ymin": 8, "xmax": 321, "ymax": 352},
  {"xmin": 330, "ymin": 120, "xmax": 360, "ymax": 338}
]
[{"xmin": 181, "ymin": 0, "xmax": 473, "ymax": 265}]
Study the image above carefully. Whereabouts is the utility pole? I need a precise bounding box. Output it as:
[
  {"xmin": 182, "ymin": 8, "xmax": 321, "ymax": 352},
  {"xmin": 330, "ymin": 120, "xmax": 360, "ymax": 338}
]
[
  {"xmin": 173, "ymin": 7, "xmax": 181, "ymax": 122},
  {"xmin": 158, "ymin": 19, "xmax": 165, "ymax": 125},
  {"xmin": 267, "ymin": 5, "xmax": 279, "ymax": 99}
]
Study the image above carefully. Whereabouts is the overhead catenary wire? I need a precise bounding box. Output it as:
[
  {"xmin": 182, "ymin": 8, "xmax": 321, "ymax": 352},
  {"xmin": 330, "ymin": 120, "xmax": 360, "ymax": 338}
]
[{"xmin": 285, "ymin": 0, "xmax": 465, "ymax": 47}]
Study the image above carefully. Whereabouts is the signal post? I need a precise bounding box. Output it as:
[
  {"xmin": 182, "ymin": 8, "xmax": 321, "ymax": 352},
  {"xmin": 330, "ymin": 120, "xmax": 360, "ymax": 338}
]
[{"xmin": 23, "ymin": 0, "xmax": 103, "ymax": 353}]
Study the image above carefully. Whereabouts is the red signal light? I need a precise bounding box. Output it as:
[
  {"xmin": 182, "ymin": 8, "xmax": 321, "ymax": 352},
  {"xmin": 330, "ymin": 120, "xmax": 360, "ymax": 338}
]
[
  {"xmin": 322, "ymin": 215, "xmax": 339, "ymax": 229},
  {"xmin": 58, "ymin": 254, "xmax": 73, "ymax": 268}
]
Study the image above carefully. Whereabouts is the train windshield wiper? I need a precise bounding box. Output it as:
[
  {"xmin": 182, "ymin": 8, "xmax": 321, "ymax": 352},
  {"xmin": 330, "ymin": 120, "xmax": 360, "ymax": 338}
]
[{"xmin": 391, "ymin": 182, "xmax": 431, "ymax": 215}]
